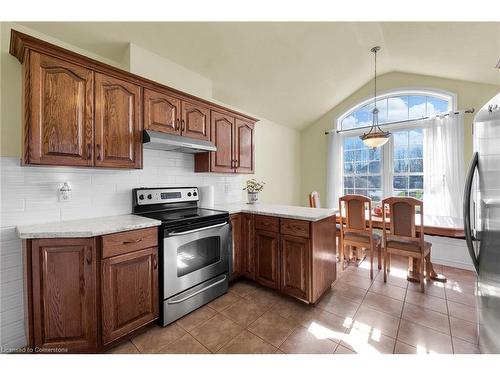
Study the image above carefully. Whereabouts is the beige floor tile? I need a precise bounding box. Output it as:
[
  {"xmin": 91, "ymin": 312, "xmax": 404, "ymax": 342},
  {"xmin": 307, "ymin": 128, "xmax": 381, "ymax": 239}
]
[
  {"xmin": 131, "ymin": 324, "xmax": 186, "ymax": 353},
  {"xmin": 405, "ymin": 289, "xmax": 448, "ymax": 314},
  {"xmin": 280, "ymin": 326, "xmax": 337, "ymax": 354},
  {"xmin": 342, "ymin": 266, "xmax": 373, "ymax": 280},
  {"xmin": 446, "ymin": 288, "xmax": 477, "ymax": 307},
  {"xmin": 447, "ymin": 300, "xmax": 478, "ymax": 323},
  {"xmin": 341, "ymin": 330, "xmax": 396, "ymax": 354},
  {"xmin": 452, "ymin": 337, "xmax": 480, "ymax": 354},
  {"xmin": 176, "ymin": 305, "xmax": 217, "ymax": 332},
  {"xmin": 248, "ymin": 310, "xmax": 298, "ymax": 347},
  {"xmin": 330, "ymin": 279, "xmax": 366, "ymax": 303},
  {"xmin": 445, "ymin": 278, "xmax": 476, "ymax": 295},
  {"xmin": 106, "ymin": 340, "xmax": 140, "ymax": 354},
  {"xmin": 331, "ymin": 280, "xmax": 368, "ymax": 303},
  {"xmin": 394, "ymin": 340, "xmax": 417, "ymax": 354},
  {"xmin": 407, "ymin": 280, "xmax": 446, "ymax": 299},
  {"xmin": 190, "ymin": 314, "xmax": 244, "ymax": 353},
  {"xmin": 220, "ymin": 298, "xmax": 269, "ymax": 327},
  {"xmin": 362, "ymin": 291, "xmax": 404, "ymax": 317},
  {"xmin": 157, "ymin": 333, "xmax": 210, "ymax": 354},
  {"xmin": 298, "ymin": 308, "xmax": 349, "ymax": 342},
  {"xmin": 397, "ymin": 319, "xmax": 453, "ymax": 354},
  {"xmin": 229, "ymin": 280, "xmax": 260, "ymax": 297},
  {"xmin": 402, "ymin": 303, "xmax": 450, "ymax": 334},
  {"xmin": 208, "ymin": 291, "xmax": 241, "ymax": 312},
  {"xmin": 351, "ymin": 305, "xmax": 400, "ymax": 339},
  {"xmin": 334, "ymin": 344, "xmax": 356, "ymax": 354},
  {"xmin": 269, "ymin": 296, "xmax": 314, "ymax": 320},
  {"xmin": 340, "ymin": 272, "xmax": 373, "ymax": 290},
  {"xmin": 316, "ymin": 293, "xmax": 360, "ymax": 320},
  {"xmin": 244, "ymin": 287, "xmax": 283, "ymax": 307},
  {"xmin": 450, "ymin": 316, "xmax": 479, "ymax": 344},
  {"xmin": 218, "ymin": 330, "xmax": 277, "ymax": 354},
  {"xmin": 374, "ymin": 271, "xmax": 409, "ymax": 289},
  {"xmin": 369, "ymin": 280, "xmax": 407, "ymax": 301}
]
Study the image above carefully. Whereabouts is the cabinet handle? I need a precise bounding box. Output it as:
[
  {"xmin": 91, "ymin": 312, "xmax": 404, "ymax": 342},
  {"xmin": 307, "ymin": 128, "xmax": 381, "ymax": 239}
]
[
  {"xmin": 96, "ymin": 144, "xmax": 101, "ymax": 160},
  {"xmin": 85, "ymin": 249, "xmax": 93, "ymax": 265},
  {"xmin": 123, "ymin": 238, "xmax": 142, "ymax": 244},
  {"xmin": 153, "ymin": 254, "xmax": 158, "ymax": 269},
  {"xmin": 87, "ymin": 143, "xmax": 92, "ymax": 159},
  {"xmin": 174, "ymin": 119, "xmax": 179, "ymax": 130},
  {"xmin": 181, "ymin": 119, "xmax": 186, "ymax": 132}
]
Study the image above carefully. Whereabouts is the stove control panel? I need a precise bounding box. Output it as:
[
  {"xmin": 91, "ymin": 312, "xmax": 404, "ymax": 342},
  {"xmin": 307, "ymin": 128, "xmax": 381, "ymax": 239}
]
[{"xmin": 135, "ymin": 187, "xmax": 199, "ymax": 205}]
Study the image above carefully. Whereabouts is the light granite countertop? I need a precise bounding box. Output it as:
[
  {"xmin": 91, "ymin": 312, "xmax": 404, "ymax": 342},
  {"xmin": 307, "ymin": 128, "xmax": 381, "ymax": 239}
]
[
  {"xmin": 205, "ymin": 202, "xmax": 338, "ymax": 222},
  {"xmin": 16, "ymin": 214, "xmax": 162, "ymax": 239}
]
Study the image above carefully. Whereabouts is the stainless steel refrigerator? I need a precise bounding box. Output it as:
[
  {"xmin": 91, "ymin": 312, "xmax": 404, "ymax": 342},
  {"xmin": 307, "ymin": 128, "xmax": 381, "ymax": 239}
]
[{"xmin": 464, "ymin": 92, "xmax": 500, "ymax": 354}]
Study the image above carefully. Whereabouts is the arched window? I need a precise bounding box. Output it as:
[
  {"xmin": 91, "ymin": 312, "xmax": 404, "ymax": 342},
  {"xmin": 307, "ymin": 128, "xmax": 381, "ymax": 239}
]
[{"xmin": 337, "ymin": 88, "xmax": 455, "ymax": 204}]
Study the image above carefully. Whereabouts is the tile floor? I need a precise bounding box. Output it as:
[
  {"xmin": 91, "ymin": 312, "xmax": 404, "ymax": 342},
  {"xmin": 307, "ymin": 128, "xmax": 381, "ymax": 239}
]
[{"xmin": 107, "ymin": 255, "xmax": 480, "ymax": 354}]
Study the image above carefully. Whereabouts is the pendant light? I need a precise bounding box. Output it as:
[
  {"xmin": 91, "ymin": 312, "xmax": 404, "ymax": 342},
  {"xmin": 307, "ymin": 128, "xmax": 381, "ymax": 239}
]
[{"xmin": 360, "ymin": 46, "xmax": 391, "ymax": 148}]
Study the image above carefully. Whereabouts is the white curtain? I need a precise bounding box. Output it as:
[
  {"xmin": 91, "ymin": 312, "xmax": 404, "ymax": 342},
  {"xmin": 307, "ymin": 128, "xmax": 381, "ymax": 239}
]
[
  {"xmin": 423, "ymin": 112, "xmax": 465, "ymax": 218},
  {"xmin": 326, "ymin": 131, "xmax": 343, "ymax": 209}
]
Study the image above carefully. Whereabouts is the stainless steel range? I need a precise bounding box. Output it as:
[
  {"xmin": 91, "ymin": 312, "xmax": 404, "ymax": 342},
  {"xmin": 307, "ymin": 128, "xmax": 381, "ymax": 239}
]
[{"xmin": 132, "ymin": 187, "xmax": 230, "ymax": 326}]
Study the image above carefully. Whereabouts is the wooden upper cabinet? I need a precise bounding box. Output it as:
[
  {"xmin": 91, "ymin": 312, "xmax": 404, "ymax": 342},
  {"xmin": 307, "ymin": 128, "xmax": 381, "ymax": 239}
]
[
  {"xmin": 144, "ymin": 89, "xmax": 180, "ymax": 135},
  {"xmin": 26, "ymin": 52, "xmax": 94, "ymax": 167},
  {"xmin": 210, "ymin": 111, "xmax": 235, "ymax": 173},
  {"xmin": 234, "ymin": 118, "xmax": 255, "ymax": 173},
  {"xmin": 31, "ymin": 238, "xmax": 97, "ymax": 352},
  {"xmin": 280, "ymin": 235, "xmax": 310, "ymax": 301},
  {"xmin": 255, "ymin": 229, "xmax": 280, "ymax": 290},
  {"xmin": 101, "ymin": 247, "xmax": 158, "ymax": 345},
  {"xmin": 181, "ymin": 101, "xmax": 210, "ymax": 140},
  {"xmin": 94, "ymin": 73, "xmax": 142, "ymax": 168}
]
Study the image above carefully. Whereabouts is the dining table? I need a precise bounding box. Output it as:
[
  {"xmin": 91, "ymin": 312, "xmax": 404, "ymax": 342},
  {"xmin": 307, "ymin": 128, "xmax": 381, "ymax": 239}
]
[{"xmin": 336, "ymin": 212, "xmax": 465, "ymax": 283}]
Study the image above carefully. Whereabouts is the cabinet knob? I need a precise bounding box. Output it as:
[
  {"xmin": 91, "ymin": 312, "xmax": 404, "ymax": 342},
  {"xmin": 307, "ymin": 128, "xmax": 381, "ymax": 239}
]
[
  {"xmin": 86, "ymin": 249, "xmax": 93, "ymax": 265},
  {"xmin": 153, "ymin": 254, "xmax": 158, "ymax": 269},
  {"xmin": 175, "ymin": 118, "xmax": 180, "ymax": 130},
  {"xmin": 96, "ymin": 144, "xmax": 101, "ymax": 160}
]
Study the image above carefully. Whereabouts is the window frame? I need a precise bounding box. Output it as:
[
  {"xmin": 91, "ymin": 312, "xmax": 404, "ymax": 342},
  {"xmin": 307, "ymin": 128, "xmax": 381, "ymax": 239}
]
[{"xmin": 337, "ymin": 88, "xmax": 456, "ymax": 205}]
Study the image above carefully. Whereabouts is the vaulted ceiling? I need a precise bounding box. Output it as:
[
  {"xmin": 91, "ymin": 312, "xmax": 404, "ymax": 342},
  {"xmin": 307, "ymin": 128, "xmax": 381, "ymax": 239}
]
[{"xmin": 19, "ymin": 22, "xmax": 500, "ymax": 129}]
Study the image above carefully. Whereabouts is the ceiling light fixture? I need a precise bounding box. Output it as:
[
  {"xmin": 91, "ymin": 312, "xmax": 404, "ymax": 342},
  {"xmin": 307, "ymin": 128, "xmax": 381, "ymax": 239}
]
[{"xmin": 360, "ymin": 46, "xmax": 391, "ymax": 148}]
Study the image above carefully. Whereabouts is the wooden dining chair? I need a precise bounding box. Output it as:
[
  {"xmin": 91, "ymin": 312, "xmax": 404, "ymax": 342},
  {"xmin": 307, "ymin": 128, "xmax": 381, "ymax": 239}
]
[
  {"xmin": 309, "ymin": 191, "xmax": 321, "ymax": 208},
  {"xmin": 382, "ymin": 197, "xmax": 432, "ymax": 292},
  {"xmin": 339, "ymin": 195, "xmax": 382, "ymax": 279}
]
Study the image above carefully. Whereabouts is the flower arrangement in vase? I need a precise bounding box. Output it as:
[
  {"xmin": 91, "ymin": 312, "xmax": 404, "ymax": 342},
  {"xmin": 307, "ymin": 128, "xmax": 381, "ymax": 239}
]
[{"xmin": 243, "ymin": 179, "xmax": 265, "ymax": 204}]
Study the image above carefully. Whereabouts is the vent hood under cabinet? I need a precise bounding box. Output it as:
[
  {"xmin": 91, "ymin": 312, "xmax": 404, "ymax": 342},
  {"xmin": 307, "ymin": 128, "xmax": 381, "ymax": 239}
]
[{"xmin": 143, "ymin": 130, "xmax": 217, "ymax": 153}]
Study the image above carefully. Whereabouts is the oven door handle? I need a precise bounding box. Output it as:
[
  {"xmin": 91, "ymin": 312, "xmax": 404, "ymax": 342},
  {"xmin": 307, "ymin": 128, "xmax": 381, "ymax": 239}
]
[
  {"xmin": 167, "ymin": 221, "xmax": 228, "ymax": 236},
  {"xmin": 167, "ymin": 275, "xmax": 227, "ymax": 304}
]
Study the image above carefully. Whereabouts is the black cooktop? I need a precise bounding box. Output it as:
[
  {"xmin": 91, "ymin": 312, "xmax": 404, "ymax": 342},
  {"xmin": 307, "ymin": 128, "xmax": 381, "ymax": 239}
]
[{"xmin": 139, "ymin": 208, "xmax": 229, "ymax": 226}]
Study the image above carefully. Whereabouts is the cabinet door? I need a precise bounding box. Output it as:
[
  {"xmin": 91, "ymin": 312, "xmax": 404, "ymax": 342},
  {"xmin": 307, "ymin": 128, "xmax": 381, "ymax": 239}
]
[
  {"xmin": 210, "ymin": 111, "xmax": 235, "ymax": 173},
  {"xmin": 95, "ymin": 73, "xmax": 142, "ymax": 168},
  {"xmin": 255, "ymin": 230, "xmax": 280, "ymax": 289},
  {"xmin": 234, "ymin": 118, "xmax": 255, "ymax": 174},
  {"xmin": 280, "ymin": 235, "xmax": 310, "ymax": 301},
  {"xmin": 31, "ymin": 238, "xmax": 97, "ymax": 352},
  {"xmin": 241, "ymin": 214, "xmax": 255, "ymax": 279},
  {"xmin": 144, "ymin": 89, "xmax": 180, "ymax": 135},
  {"xmin": 230, "ymin": 214, "xmax": 242, "ymax": 279},
  {"xmin": 101, "ymin": 247, "xmax": 158, "ymax": 345},
  {"xmin": 181, "ymin": 101, "xmax": 210, "ymax": 140},
  {"xmin": 27, "ymin": 52, "xmax": 94, "ymax": 166}
]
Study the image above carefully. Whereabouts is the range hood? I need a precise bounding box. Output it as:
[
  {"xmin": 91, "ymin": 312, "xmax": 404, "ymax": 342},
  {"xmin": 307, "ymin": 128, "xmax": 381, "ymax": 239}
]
[{"xmin": 143, "ymin": 129, "xmax": 216, "ymax": 153}]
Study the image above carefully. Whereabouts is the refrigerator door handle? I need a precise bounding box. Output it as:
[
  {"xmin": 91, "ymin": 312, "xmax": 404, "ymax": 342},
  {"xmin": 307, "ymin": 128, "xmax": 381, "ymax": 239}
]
[{"xmin": 464, "ymin": 151, "xmax": 480, "ymax": 274}]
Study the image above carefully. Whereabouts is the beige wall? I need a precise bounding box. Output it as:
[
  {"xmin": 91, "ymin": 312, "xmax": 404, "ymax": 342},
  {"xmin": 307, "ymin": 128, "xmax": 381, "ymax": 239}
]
[
  {"xmin": 300, "ymin": 71, "xmax": 500, "ymax": 206},
  {"xmin": 0, "ymin": 22, "xmax": 302, "ymax": 206}
]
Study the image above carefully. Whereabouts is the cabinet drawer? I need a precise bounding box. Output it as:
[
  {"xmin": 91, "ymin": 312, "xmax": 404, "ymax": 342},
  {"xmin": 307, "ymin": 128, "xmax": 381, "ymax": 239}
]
[
  {"xmin": 280, "ymin": 219, "xmax": 310, "ymax": 238},
  {"xmin": 254, "ymin": 215, "xmax": 279, "ymax": 232},
  {"xmin": 101, "ymin": 227, "xmax": 158, "ymax": 258}
]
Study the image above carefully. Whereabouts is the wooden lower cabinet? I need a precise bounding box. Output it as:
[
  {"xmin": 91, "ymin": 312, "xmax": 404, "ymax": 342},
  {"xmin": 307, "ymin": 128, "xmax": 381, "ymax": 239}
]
[
  {"xmin": 30, "ymin": 238, "xmax": 97, "ymax": 352},
  {"xmin": 25, "ymin": 228, "xmax": 159, "ymax": 353},
  {"xmin": 254, "ymin": 230, "xmax": 280, "ymax": 290},
  {"xmin": 231, "ymin": 214, "xmax": 336, "ymax": 304},
  {"xmin": 101, "ymin": 247, "xmax": 158, "ymax": 345},
  {"xmin": 280, "ymin": 235, "xmax": 310, "ymax": 300}
]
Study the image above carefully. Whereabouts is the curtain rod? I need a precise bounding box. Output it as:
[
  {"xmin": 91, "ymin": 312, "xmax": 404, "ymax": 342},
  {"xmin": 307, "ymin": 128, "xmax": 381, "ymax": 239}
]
[{"xmin": 325, "ymin": 108, "xmax": 475, "ymax": 135}]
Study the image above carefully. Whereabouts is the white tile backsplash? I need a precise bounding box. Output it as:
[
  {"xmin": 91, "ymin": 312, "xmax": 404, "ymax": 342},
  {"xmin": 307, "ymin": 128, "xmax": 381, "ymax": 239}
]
[{"xmin": 0, "ymin": 149, "xmax": 243, "ymax": 349}]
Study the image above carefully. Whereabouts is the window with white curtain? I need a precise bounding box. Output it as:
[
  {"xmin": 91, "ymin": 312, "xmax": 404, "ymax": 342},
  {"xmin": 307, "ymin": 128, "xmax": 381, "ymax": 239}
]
[{"xmin": 338, "ymin": 89, "xmax": 455, "ymax": 206}]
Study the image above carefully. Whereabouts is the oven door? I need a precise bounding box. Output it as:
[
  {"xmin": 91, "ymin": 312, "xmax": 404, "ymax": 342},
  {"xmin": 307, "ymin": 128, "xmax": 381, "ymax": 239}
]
[{"xmin": 162, "ymin": 220, "xmax": 230, "ymax": 298}]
